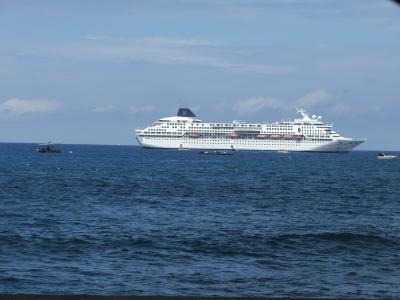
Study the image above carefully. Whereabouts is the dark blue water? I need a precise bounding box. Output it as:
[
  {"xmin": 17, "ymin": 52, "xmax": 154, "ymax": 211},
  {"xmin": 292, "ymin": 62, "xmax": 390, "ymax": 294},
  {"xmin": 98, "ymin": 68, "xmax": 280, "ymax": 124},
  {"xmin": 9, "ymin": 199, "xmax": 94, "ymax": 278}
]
[{"xmin": 1, "ymin": 143, "xmax": 400, "ymax": 297}]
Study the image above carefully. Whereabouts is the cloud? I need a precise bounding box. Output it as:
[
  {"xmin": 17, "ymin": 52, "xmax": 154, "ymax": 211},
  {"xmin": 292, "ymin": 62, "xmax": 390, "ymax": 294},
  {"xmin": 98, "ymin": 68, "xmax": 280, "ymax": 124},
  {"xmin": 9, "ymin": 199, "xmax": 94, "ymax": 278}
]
[
  {"xmin": 232, "ymin": 97, "xmax": 287, "ymax": 114},
  {"xmin": 0, "ymin": 98, "xmax": 59, "ymax": 116},
  {"xmin": 225, "ymin": 63, "xmax": 295, "ymax": 75},
  {"xmin": 86, "ymin": 35, "xmax": 216, "ymax": 46},
  {"xmin": 297, "ymin": 89, "xmax": 331, "ymax": 107},
  {"xmin": 353, "ymin": 1, "xmax": 395, "ymax": 11},
  {"xmin": 85, "ymin": 35, "xmax": 109, "ymax": 41},
  {"xmin": 92, "ymin": 104, "xmax": 158, "ymax": 114},
  {"xmin": 232, "ymin": 89, "xmax": 334, "ymax": 115},
  {"xmin": 141, "ymin": 36, "xmax": 217, "ymax": 46},
  {"xmin": 92, "ymin": 105, "xmax": 115, "ymax": 113},
  {"xmin": 230, "ymin": 89, "xmax": 387, "ymax": 120},
  {"xmin": 26, "ymin": 35, "xmax": 295, "ymax": 75},
  {"xmin": 329, "ymin": 102, "xmax": 384, "ymax": 117},
  {"xmin": 329, "ymin": 102, "xmax": 352, "ymax": 115},
  {"xmin": 129, "ymin": 105, "xmax": 157, "ymax": 114},
  {"xmin": 386, "ymin": 25, "xmax": 400, "ymax": 32},
  {"xmin": 317, "ymin": 55, "xmax": 400, "ymax": 71}
]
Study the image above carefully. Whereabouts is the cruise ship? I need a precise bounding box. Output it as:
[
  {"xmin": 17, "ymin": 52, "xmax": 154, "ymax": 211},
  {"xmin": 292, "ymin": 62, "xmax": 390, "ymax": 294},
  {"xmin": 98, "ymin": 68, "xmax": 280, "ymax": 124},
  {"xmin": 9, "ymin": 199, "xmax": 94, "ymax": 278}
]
[{"xmin": 135, "ymin": 108, "xmax": 365, "ymax": 152}]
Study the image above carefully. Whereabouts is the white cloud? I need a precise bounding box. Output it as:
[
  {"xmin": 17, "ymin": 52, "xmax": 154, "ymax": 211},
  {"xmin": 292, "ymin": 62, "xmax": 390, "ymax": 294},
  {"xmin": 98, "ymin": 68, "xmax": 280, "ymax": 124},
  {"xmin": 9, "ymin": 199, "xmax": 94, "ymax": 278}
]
[
  {"xmin": 92, "ymin": 105, "xmax": 115, "ymax": 113},
  {"xmin": 129, "ymin": 105, "xmax": 157, "ymax": 114},
  {"xmin": 318, "ymin": 55, "xmax": 400, "ymax": 71},
  {"xmin": 0, "ymin": 98, "xmax": 59, "ymax": 116},
  {"xmin": 85, "ymin": 35, "xmax": 109, "ymax": 41},
  {"xmin": 86, "ymin": 35, "xmax": 216, "ymax": 46},
  {"xmin": 225, "ymin": 63, "xmax": 295, "ymax": 75},
  {"xmin": 353, "ymin": 1, "xmax": 395, "ymax": 11},
  {"xmin": 27, "ymin": 35, "xmax": 295, "ymax": 76},
  {"xmin": 329, "ymin": 102, "xmax": 385, "ymax": 117},
  {"xmin": 329, "ymin": 102, "xmax": 352, "ymax": 115},
  {"xmin": 232, "ymin": 89, "xmax": 334, "ymax": 115},
  {"xmin": 297, "ymin": 89, "xmax": 331, "ymax": 107},
  {"xmin": 141, "ymin": 36, "xmax": 217, "ymax": 46},
  {"xmin": 386, "ymin": 25, "xmax": 400, "ymax": 32},
  {"xmin": 232, "ymin": 97, "xmax": 286, "ymax": 114}
]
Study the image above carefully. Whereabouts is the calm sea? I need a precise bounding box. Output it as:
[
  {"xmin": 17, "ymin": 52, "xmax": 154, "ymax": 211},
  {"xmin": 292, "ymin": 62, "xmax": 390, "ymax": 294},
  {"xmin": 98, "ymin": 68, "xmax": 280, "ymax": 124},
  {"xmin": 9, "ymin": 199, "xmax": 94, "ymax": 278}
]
[{"xmin": 0, "ymin": 143, "xmax": 399, "ymax": 297}]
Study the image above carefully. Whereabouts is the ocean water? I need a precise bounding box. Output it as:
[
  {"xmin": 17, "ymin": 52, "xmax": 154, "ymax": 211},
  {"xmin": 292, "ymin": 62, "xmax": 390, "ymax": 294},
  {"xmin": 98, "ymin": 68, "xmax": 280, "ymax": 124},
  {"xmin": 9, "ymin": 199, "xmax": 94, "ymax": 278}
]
[{"xmin": 0, "ymin": 143, "xmax": 400, "ymax": 297}]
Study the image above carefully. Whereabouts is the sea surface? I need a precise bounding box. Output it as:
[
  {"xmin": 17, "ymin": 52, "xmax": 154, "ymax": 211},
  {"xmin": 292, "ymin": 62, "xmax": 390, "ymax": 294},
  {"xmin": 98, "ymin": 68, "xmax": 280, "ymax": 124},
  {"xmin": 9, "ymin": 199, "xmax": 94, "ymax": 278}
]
[{"xmin": 0, "ymin": 143, "xmax": 400, "ymax": 298}]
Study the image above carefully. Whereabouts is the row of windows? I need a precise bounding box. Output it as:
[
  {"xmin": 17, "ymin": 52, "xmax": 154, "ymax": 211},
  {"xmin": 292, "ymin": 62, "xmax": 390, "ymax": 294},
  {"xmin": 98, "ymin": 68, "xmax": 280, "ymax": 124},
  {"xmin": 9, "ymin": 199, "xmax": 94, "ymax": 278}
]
[
  {"xmin": 140, "ymin": 134, "xmax": 307, "ymax": 140},
  {"xmin": 150, "ymin": 124, "xmax": 331, "ymax": 131},
  {"xmin": 143, "ymin": 137, "xmax": 327, "ymax": 144},
  {"xmin": 145, "ymin": 126, "xmax": 334, "ymax": 138},
  {"xmin": 154, "ymin": 122, "xmax": 328, "ymax": 129}
]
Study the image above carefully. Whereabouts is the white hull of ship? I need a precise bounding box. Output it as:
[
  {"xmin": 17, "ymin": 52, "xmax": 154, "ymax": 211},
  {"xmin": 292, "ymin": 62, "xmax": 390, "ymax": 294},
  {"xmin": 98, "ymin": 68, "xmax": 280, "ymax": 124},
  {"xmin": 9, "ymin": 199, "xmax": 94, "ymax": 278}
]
[{"xmin": 137, "ymin": 137, "xmax": 363, "ymax": 152}]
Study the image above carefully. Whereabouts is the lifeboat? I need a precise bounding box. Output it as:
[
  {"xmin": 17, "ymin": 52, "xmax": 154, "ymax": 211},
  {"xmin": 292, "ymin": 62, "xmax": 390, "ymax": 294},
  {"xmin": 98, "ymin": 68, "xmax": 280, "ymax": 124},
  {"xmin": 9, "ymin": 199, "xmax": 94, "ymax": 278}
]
[
  {"xmin": 283, "ymin": 134, "xmax": 295, "ymax": 139},
  {"xmin": 256, "ymin": 134, "xmax": 268, "ymax": 138},
  {"xmin": 270, "ymin": 134, "xmax": 282, "ymax": 139},
  {"xmin": 226, "ymin": 133, "xmax": 239, "ymax": 138},
  {"xmin": 188, "ymin": 132, "xmax": 200, "ymax": 137}
]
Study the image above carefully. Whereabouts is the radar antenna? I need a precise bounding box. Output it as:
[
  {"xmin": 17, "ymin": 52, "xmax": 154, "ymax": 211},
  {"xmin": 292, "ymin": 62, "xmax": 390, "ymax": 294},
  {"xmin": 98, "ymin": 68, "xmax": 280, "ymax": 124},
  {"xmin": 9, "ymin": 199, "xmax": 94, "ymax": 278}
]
[
  {"xmin": 295, "ymin": 107, "xmax": 312, "ymax": 121},
  {"xmin": 297, "ymin": 107, "xmax": 308, "ymax": 118}
]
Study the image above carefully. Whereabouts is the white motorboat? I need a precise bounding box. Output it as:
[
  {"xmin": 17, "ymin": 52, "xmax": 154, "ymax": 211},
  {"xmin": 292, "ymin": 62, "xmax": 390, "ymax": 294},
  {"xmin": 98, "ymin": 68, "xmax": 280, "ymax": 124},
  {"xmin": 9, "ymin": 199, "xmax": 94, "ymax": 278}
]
[{"xmin": 377, "ymin": 153, "xmax": 398, "ymax": 160}]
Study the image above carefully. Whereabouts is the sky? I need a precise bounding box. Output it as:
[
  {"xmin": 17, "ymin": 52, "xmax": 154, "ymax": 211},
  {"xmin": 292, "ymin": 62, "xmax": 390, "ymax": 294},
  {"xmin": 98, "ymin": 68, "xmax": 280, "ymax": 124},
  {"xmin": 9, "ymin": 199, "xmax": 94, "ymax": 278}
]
[{"xmin": 0, "ymin": 0, "xmax": 399, "ymax": 150}]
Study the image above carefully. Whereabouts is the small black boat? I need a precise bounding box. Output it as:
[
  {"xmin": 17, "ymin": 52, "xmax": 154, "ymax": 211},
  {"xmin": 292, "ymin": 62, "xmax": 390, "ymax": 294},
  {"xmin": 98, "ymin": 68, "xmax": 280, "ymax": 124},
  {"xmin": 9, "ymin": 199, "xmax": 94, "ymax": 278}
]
[{"xmin": 37, "ymin": 143, "xmax": 62, "ymax": 153}]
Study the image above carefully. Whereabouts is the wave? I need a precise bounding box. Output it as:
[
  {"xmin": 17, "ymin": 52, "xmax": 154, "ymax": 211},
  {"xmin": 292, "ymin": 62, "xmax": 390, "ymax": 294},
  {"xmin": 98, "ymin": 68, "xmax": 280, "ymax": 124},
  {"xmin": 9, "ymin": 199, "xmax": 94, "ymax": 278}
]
[
  {"xmin": 269, "ymin": 232, "xmax": 398, "ymax": 246},
  {"xmin": 167, "ymin": 231, "xmax": 400, "ymax": 258},
  {"xmin": 2, "ymin": 231, "xmax": 398, "ymax": 255}
]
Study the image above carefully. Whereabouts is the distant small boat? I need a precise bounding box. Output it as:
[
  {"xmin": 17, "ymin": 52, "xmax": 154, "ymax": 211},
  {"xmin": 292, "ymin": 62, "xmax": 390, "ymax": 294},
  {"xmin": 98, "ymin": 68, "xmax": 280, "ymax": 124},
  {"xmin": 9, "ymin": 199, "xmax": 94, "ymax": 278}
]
[
  {"xmin": 199, "ymin": 150, "xmax": 232, "ymax": 156},
  {"xmin": 277, "ymin": 149, "xmax": 289, "ymax": 154},
  {"xmin": 37, "ymin": 142, "xmax": 62, "ymax": 153},
  {"xmin": 377, "ymin": 153, "xmax": 397, "ymax": 160},
  {"xmin": 178, "ymin": 144, "xmax": 190, "ymax": 151}
]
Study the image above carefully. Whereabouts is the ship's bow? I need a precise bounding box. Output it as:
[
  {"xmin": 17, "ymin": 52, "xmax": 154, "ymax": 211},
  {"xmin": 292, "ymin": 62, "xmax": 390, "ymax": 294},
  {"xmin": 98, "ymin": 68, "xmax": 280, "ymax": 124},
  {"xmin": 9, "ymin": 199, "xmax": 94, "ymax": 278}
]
[{"xmin": 315, "ymin": 139, "xmax": 365, "ymax": 152}]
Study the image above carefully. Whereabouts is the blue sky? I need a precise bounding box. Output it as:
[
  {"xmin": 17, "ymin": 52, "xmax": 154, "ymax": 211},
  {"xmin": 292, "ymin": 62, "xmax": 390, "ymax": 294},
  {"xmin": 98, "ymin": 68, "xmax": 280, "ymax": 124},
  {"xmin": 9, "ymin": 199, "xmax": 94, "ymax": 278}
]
[{"xmin": 0, "ymin": 0, "xmax": 399, "ymax": 150}]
